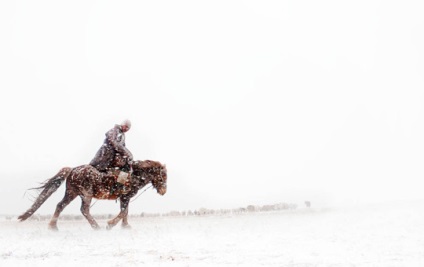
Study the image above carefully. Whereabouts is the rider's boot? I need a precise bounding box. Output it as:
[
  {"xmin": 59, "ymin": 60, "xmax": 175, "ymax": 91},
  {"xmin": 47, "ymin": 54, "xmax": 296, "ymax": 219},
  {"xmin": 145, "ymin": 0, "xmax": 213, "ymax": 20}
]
[{"xmin": 110, "ymin": 182, "xmax": 124, "ymax": 196}]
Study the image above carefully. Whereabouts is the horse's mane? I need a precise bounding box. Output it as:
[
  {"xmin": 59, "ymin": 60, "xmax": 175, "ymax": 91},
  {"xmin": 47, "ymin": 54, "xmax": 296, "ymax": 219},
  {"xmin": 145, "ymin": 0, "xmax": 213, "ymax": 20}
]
[{"xmin": 133, "ymin": 160, "xmax": 165, "ymax": 171}]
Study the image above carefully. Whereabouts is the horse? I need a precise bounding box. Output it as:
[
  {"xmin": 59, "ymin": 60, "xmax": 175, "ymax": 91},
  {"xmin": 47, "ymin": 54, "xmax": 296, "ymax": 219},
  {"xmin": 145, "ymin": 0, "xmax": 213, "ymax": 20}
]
[{"xmin": 18, "ymin": 160, "xmax": 167, "ymax": 230}]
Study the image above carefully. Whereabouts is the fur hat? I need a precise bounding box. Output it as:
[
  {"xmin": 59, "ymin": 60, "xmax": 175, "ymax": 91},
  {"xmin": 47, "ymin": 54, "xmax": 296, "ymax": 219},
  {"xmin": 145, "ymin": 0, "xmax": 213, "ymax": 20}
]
[{"xmin": 121, "ymin": 119, "xmax": 131, "ymax": 130}]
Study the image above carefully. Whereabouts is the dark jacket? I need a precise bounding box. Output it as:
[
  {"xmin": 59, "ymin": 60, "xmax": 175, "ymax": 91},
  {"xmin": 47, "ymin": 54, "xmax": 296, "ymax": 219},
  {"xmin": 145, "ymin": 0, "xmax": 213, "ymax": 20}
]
[{"xmin": 90, "ymin": 125, "xmax": 133, "ymax": 171}]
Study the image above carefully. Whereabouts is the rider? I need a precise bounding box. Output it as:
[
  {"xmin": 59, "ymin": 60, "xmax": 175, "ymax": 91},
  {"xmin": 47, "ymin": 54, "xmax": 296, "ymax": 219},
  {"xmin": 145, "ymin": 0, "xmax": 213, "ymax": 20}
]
[{"xmin": 90, "ymin": 119, "xmax": 134, "ymax": 194}]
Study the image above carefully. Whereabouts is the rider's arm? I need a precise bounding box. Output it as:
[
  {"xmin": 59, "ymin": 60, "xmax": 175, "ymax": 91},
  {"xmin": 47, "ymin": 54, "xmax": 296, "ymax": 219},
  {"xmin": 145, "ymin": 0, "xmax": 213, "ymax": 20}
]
[{"xmin": 106, "ymin": 127, "xmax": 133, "ymax": 161}]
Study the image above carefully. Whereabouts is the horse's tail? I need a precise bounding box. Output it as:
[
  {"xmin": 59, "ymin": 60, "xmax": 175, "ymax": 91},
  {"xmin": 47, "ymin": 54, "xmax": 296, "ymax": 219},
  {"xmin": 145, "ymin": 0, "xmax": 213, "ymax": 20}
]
[{"xmin": 18, "ymin": 167, "xmax": 73, "ymax": 221}]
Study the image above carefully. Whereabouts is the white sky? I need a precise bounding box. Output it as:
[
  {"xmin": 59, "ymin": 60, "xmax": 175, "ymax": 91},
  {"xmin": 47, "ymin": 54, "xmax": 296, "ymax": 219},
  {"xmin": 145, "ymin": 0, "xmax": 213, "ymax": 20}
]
[{"xmin": 1, "ymin": 1, "xmax": 424, "ymax": 215}]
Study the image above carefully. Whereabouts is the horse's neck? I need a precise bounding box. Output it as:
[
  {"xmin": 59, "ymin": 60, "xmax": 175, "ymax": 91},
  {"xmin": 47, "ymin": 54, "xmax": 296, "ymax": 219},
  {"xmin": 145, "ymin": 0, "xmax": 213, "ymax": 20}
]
[
  {"xmin": 132, "ymin": 172, "xmax": 151, "ymax": 187},
  {"xmin": 141, "ymin": 167, "xmax": 156, "ymax": 179}
]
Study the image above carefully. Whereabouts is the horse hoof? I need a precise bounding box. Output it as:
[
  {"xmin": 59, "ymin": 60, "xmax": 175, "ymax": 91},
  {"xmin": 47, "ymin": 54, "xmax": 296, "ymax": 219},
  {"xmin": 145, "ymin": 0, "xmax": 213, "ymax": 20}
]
[
  {"xmin": 121, "ymin": 224, "xmax": 132, "ymax": 230},
  {"xmin": 106, "ymin": 224, "xmax": 113, "ymax": 230},
  {"xmin": 48, "ymin": 225, "xmax": 59, "ymax": 231}
]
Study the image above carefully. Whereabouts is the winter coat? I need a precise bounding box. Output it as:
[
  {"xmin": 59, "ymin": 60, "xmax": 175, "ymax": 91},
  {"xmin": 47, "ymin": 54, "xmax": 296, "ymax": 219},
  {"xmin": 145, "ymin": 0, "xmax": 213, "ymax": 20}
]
[{"xmin": 90, "ymin": 125, "xmax": 134, "ymax": 171}]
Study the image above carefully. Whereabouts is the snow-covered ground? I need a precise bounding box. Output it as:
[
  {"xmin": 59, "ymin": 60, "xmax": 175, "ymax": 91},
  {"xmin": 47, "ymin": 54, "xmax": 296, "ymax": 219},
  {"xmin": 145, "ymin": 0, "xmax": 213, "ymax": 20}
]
[{"xmin": 1, "ymin": 200, "xmax": 423, "ymax": 267}]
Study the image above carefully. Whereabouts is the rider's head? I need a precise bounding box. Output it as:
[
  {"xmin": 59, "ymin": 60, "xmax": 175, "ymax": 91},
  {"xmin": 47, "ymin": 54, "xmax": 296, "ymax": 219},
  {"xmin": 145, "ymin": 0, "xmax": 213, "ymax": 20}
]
[{"xmin": 120, "ymin": 119, "xmax": 131, "ymax": 133}]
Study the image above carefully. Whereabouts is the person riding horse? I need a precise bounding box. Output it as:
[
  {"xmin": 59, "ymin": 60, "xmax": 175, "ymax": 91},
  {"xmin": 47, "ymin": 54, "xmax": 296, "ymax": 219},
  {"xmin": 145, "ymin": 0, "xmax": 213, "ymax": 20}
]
[
  {"xmin": 90, "ymin": 119, "xmax": 134, "ymax": 194},
  {"xmin": 19, "ymin": 119, "xmax": 167, "ymax": 230}
]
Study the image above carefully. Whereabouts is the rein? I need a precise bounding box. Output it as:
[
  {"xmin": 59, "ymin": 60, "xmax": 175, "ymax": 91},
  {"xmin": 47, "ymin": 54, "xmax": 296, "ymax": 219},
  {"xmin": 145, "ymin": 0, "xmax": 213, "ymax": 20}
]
[
  {"xmin": 129, "ymin": 169, "xmax": 158, "ymax": 203},
  {"xmin": 130, "ymin": 184, "xmax": 153, "ymax": 203}
]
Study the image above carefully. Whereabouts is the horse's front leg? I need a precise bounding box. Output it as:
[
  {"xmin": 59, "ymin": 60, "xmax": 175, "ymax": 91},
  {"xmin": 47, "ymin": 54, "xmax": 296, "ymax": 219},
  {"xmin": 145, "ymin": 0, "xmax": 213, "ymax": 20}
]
[
  {"xmin": 107, "ymin": 197, "xmax": 130, "ymax": 230},
  {"xmin": 121, "ymin": 204, "xmax": 131, "ymax": 229},
  {"xmin": 80, "ymin": 196, "xmax": 100, "ymax": 230}
]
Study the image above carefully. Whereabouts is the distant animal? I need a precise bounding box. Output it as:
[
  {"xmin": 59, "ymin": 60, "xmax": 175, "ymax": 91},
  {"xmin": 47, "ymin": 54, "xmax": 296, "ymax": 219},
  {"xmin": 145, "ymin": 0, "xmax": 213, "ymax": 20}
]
[
  {"xmin": 305, "ymin": 201, "xmax": 311, "ymax": 208},
  {"xmin": 18, "ymin": 160, "xmax": 167, "ymax": 230}
]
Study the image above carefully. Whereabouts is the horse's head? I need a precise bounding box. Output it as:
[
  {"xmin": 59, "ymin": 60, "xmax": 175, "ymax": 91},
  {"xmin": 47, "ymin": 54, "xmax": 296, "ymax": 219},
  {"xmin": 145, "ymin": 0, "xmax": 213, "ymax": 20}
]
[
  {"xmin": 151, "ymin": 164, "xmax": 167, "ymax": 195},
  {"xmin": 133, "ymin": 160, "xmax": 167, "ymax": 195}
]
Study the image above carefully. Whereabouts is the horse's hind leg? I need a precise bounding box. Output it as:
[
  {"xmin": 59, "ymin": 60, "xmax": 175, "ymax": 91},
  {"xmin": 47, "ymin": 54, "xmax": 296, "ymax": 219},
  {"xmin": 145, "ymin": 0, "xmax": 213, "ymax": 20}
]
[
  {"xmin": 80, "ymin": 196, "xmax": 100, "ymax": 230},
  {"xmin": 48, "ymin": 190, "xmax": 77, "ymax": 231}
]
